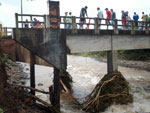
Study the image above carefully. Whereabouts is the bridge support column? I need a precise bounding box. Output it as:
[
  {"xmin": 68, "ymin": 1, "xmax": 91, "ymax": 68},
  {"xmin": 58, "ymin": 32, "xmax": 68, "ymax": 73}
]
[
  {"xmin": 53, "ymin": 67, "xmax": 60, "ymax": 110},
  {"xmin": 107, "ymin": 50, "xmax": 118, "ymax": 74},
  {"xmin": 49, "ymin": 0, "xmax": 61, "ymax": 110},
  {"xmin": 30, "ymin": 52, "xmax": 36, "ymax": 95}
]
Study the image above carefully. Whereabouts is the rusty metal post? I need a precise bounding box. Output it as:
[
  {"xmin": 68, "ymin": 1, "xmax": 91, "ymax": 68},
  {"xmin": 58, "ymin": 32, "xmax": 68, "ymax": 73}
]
[{"xmin": 30, "ymin": 52, "xmax": 36, "ymax": 95}]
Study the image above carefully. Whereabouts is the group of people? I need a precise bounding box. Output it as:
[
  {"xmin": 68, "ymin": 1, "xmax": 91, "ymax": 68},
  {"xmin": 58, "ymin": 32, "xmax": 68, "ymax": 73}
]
[
  {"xmin": 64, "ymin": 6, "xmax": 150, "ymax": 30},
  {"xmin": 63, "ymin": 12, "xmax": 72, "ymax": 29},
  {"xmin": 24, "ymin": 18, "xmax": 44, "ymax": 28}
]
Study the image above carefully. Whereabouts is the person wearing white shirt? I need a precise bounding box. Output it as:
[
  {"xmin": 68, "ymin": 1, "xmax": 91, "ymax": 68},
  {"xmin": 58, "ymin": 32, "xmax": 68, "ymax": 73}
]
[{"xmin": 97, "ymin": 7, "xmax": 103, "ymax": 29}]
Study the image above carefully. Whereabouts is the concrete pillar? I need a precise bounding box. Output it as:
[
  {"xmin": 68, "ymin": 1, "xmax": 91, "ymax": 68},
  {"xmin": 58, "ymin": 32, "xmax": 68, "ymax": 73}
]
[
  {"xmin": 53, "ymin": 67, "xmax": 60, "ymax": 110},
  {"xmin": 30, "ymin": 52, "xmax": 36, "ymax": 95},
  {"xmin": 114, "ymin": 19, "xmax": 119, "ymax": 34},
  {"xmin": 107, "ymin": 50, "xmax": 118, "ymax": 74},
  {"xmin": 94, "ymin": 18, "xmax": 99, "ymax": 34},
  {"xmin": 131, "ymin": 20, "xmax": 135, "ymax": 35},
  {"xmin": 49, "ymin": 1, "xmax": 60, "ymax": 29},
  {"xmin": 72, "ymin": 16, "xmax": 77, "ymax": 34},
  {"xmin": 49, "ymin": 0, "xmax": 61, "ymax": 110}
]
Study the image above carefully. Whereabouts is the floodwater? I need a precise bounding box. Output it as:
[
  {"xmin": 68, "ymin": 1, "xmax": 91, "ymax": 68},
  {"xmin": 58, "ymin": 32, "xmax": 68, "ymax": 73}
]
[{"xmin": 20, "ymin": 55, "xmax": 150, "ymax": 113}]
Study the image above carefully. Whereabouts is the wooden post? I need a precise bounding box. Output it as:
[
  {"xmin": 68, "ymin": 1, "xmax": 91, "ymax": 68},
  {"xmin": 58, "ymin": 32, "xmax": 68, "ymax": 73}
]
[
  {"xmin": 94, "ymin": 18, "xmax": 99, "ymax": 34},
  {"xmin": 30, "ymin": 52, "xmax": 36, "ymax": 95},
  {"xmin": 53, "ymin": 67, "xmax": 60, "ymax": 110},
  {"xmin": 72, "ymin": 16, "xmax": 77, "ymax": 34},
  {"xmin": 15, "ymin": 13, "xmax": 18, "ymax": 28}
]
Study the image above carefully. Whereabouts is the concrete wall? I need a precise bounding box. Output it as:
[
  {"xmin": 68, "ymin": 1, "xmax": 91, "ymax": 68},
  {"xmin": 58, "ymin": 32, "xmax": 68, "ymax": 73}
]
[
  {"xmin": 1, "ymin": 38, "xmax": 52, "ymax": 66},
  {"xmin": 13, "ymin": 28, "xmax": 67, "ymax": 70},
  {"xmin": 66, "ymin": 34, "xmax": 150, "ymax": 53}
]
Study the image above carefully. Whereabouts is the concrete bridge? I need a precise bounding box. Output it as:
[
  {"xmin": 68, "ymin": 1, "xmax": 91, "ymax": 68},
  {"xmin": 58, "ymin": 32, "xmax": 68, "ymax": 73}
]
[{"xmin": 1, "ymin": 0, "xmax": 150, "ymax": 110}]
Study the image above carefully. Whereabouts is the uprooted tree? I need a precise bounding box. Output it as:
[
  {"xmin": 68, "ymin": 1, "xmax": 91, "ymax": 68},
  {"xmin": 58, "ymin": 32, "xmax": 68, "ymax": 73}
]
[{"xmin": 82, "ymin": 71, "xmax": 133, "ymax": 113}]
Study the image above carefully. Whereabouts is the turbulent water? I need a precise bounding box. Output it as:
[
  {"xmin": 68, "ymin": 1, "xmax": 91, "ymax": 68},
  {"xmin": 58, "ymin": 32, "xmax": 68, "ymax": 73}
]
[{"xmin": 19, "ymin": 55, "xmax": 150, "ymax": 113}]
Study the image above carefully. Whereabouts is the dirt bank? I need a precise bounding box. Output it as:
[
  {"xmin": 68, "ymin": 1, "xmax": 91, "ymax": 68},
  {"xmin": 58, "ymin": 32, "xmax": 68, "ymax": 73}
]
[
  {"xmin": 0, "ymin": 60, "xmax": 54, "ymax": 113},
  {"xmin": 96, "ymin": 58, "xmax": 150, "ymax": 71}
]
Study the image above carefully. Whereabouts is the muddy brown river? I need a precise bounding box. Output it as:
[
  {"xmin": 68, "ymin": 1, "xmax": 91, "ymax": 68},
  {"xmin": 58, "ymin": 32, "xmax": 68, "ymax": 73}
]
[{"xmin": 21, "ymin": 55, "xmax": 150, "ymax": 113}]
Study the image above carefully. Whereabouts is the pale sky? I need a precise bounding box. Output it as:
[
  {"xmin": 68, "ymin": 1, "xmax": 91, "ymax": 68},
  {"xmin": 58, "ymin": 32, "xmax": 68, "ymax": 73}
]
[{"xmin": 0, "ymin": 0, "xmax": 149, "ymax": 27}]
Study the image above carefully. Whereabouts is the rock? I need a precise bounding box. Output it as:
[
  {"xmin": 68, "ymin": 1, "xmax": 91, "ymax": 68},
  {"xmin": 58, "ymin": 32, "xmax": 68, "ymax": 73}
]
[{"xmin": 38, "ymin": 83, "xmax": 43, "ymax": 86}]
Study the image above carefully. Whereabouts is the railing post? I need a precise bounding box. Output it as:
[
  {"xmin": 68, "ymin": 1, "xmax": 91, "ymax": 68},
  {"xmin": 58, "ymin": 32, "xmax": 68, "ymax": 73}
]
[
  {"xmin": 0, "ymin": 24, "xmax": 2, "ymax": 37},
  {"xmin": 44, "ymin": 14, "xmax": 46, "ymax": 29},
  {"xmin": 114, "ymin": 19, "xmax": 118, "ymax": 34},
  {"xmin": 5, "ymin": 27, "xmax": 7, "ymax": 36},
  {"xmin": 145, "ymin": 21, "xmax": 149, "ymax": 34},
  {"xmin": 131, "ymin": 20, "xmax": 135, "ymax": 35},
  {"xmin": 94, "ymin": 17, "xmax": 99, "ymax": 34},
  {"xmin": 15, "ymin": 13, "xmax": 18, "ymax": 28},
  {"xmin": 72, "ymin": 16, "xmax": 77, "ymax": 34}
]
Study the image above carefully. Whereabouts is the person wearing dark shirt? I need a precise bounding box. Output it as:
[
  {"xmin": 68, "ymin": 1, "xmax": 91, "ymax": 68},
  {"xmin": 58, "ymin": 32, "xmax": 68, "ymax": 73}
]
[
  {"xmin": 80, "ymin": 6, "xmax": 88, "ymax": 29},
  {"xmin": 121, "ymin": 10, "xmax": 127, "ymax": 29},
  {"xmin": 110, "ymin": 9, "xmax": 116, "ymax": 29}
]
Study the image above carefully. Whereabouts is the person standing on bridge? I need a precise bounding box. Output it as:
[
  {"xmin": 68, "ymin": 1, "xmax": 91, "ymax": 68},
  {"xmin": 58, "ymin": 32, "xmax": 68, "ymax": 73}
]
[
  {"xmin": 97, "ymin": 7, "xmax": 103, "ymax": 29},
  {"xmin": 68, "ymin": 12, "xmax": 72, "ymax": 29},
  {"xmin": 121, "ymin": 10, "xmax": 127, "ymax": 30},
  {"xmin": 24, "ymin": 19, "xmax": 29, "ymax": 28},
  {"xmin": 80, "ymin": 6, "xmax": 88, "ymax": 29},
  {"xmin": 133, "ymin": 12, "xmax": 139, "ymax": 30},
  {"xmin": 105, "ymin": 8, "xmax": 111, "ymax": 29},
  {"xmin": 141, "ymin": 12, "xmax": 146, "ymax": 30},
  {"xmin": 63, "ymin": 12, "xmax": 69, "ymax": 29},
  {"xmin": 146, "ymin": 14, "xmax": 150, "ymax": 29},
  {"xmin": 110, "ymin": 9, "xmax": 116, "ymax": 29},
  {"xmin": 126, "ymin": 11, "xmax": 131, "ymax": 30}
]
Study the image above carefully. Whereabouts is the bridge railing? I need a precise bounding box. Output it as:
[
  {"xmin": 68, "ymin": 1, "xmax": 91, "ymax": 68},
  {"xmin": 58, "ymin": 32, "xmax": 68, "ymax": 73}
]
[
  {"xmin": 0, "ymin": 27, "xmax": 13, "ymax": 37},
  {"xmin": 60, "ymin": 16, "xmax": 150, "ymax": 31},
  {"xmin": 15, "ymin": 13, "xmax": 150, "ymax": 32},
  {"xmin": 15, "ymin": 13, "xmax": 46, "ymax": 28}
]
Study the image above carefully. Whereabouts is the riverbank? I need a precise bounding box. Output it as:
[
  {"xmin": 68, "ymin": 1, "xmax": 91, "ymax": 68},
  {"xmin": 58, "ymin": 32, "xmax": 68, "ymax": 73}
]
[
  {"xmin": 82, "ymin": 56, "xmax": 150, "ymax": 72},
  {"xmin": 0, "ymin": 60, "xmax": 53, "ymax": 113}
]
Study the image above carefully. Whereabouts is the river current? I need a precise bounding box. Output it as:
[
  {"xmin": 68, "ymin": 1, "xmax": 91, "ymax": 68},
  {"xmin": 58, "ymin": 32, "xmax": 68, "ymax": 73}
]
[{"xmin": 20, "ymin": 55, "xmax": 150, "ymax": 113}]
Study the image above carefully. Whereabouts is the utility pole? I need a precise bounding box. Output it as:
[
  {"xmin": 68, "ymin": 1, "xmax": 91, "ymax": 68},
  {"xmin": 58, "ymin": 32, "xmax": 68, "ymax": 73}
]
[{"xmin": 20, "ymin": 0, "xmax": 35, "ymax": 28}]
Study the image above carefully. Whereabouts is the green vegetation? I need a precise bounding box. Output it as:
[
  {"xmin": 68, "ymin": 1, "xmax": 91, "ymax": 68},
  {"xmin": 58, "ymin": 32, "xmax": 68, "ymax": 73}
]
[
  {"xmin": 73, "ymin": 49, "xmax": 150, "ymax": 61},
  {"xmin": 0, "ymin": 108, "xmax": 4, "ymax": 113}
]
